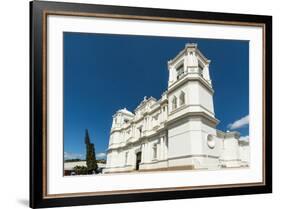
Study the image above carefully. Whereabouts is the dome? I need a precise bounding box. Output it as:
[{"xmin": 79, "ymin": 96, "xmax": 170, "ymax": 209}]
[{"xmin": 117, "ymin": 108, "xmax": 134, "ymax": 116}]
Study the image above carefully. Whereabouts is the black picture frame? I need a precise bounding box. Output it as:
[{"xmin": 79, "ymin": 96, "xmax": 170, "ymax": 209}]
[{"xmin": 30, "ymin": 0, "xmax": 272, "ymax": 208}]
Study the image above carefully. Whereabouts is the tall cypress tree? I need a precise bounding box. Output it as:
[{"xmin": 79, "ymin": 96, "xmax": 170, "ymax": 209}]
[{"xmin": 85, "ymin": 129, "xmax": 98, "ymax": 174}]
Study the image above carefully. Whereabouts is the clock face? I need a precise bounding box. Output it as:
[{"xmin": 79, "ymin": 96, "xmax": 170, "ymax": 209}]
[{"xmin": 207, "ymin": 135, "xmax": 216, "ymax": 149}]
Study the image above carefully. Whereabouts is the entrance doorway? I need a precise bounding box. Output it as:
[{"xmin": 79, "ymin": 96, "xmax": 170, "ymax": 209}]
[{"xmin": 136, "ymin": 152, "xmax": 142, "ymax": 170}]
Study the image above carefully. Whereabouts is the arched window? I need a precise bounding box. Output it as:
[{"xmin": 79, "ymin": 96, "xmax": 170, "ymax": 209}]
[
  {"xmin": 179, "ymin": 91, "xmax": 185, "ymax": 106},
  {"xmin": 199, "ymin": 64, "xmax": 204, "ymax": 77},
  {"xmin": 176, "ymin": 64, "xmax": 184, "ymax": 80},
  {"xmin": 172, "ymin": 96, "xmax": 177, "ymax": 110}
]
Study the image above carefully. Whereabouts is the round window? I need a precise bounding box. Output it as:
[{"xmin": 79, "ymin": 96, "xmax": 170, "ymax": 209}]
[{"xmin": 207, "ymin": 135, "xmax": 215, "ymax": 149}]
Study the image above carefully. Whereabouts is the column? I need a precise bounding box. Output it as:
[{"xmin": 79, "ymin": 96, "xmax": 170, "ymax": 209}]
[
  {"xmin": 141, "ymin": 144, "xmax": 145, "ymax": 163},
  {"xmin": 146, "ymin": 143, "xmax": 150, "ymax": 162},
  {"xmin": 142, "ymin": 143, "xmax": 146, "ymax": 163},
  {"xmin": 145, "ymin": 117, "xmax": 148, "ymax": 131},
  {"xmin": 162, "ymin": 137, "xmax": 165, "ymax": 160},
  {"xmin": 146, "ymin": 116, "xmax": 150, "ymax": 131},
  {"xmin": 159, "ymin": 137, "xmax": 163, "ymax": 160},
  {"xmin": 164, "ymin": 136, "xmax": 168, "ymax": 159}
]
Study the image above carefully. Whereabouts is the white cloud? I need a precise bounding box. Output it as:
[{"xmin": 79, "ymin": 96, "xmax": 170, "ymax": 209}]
[
  {"xmin": 239, "ymin": 135, "xmax": 249, "ymax": 141},
  {"xmin": 96, "ymin": 152, "xmax": 106, "ymax": 159},
  {"xmin": 228, "ymin": 115, "xmax": 249, "ymax": 130},
  {"xmin": 64, "ymin": 152, "xmax": 83, "ymax": 160}
]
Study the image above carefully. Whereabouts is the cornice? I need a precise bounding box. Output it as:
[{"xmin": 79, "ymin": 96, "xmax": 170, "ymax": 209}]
[
  {"xmin": 168, "ymin": 48, "xmax": 185, "ymax": 67},
  {"xmin": 216, "ymin": 130, "xmax": 241, "ymax": 139},
  {"xmin": 167, "ymin": 74, "xmax": 214, "ymax": 95},
  {"xmin": 196, "ymin": 48, "xmax": 211, "ymax": 65},
  {"xmin": 169, "ymin": 104, "xmax": 214, "ymax": 118},
  {"xmin": 168, "ymin": 44, "xmax": 210, "ymax": 67},
  {"xmin": 108, "ymin": 126, "xmax": 167, "ymax": 151},
  {"xmin": 166, "ymin": 111, "xmax": 219, "ymax": 127}
]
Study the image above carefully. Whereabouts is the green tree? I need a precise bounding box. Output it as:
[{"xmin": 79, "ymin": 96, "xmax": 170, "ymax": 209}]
[
  {"xmin": 73, "ymin": 166, "xmax": 88, "ymax": 175},
  {"xmin": 85, "ymin": 129, "xmax": 98, "ymax": 174}
]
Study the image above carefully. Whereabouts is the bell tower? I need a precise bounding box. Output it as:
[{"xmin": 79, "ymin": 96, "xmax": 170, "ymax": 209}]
[
  {"xmin": 166, "ymin": 43, "xmax": 220, "ymax": 170},
  {"xmin": 167, "ymin": 43, "xmax": 214, "ymax": 117},
  {"xmin": 168, "ymin": 43, "xmax": 212, "ymax": 87}
]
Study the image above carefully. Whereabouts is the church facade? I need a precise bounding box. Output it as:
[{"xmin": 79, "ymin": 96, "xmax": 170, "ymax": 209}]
[{"xmin": 104, "ymin": 43, "xmax": 249, "ymax": 173}]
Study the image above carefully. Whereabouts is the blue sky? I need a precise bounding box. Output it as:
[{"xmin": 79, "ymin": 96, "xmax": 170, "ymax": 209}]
[{"xmin": 63, "ymin": 32, "xmax": 249, "ymax": 160}]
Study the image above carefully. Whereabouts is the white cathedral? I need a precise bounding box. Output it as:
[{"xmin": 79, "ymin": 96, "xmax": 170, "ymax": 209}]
[{"xmin": 104, "ymin": 43, "xmax": 249, "ymax": 173}]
